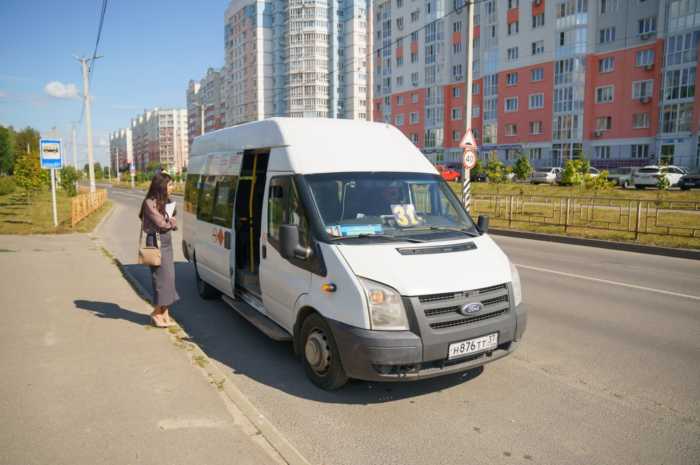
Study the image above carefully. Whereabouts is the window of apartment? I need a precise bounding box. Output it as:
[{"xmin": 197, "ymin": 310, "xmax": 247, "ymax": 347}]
[
  {"xmin": 508, "ymin": 0, "xmax": 518, "ymax": 8},
  {"xmin": 559, "ymin": 31, "xmax": 566, "ymax": 46},
  {"xmin": 507, "ymin": 21, "xmax": 519, "ymax": 35},
  {"xmin": 397, "ymin": 55, "xmax": 404, "ymax": 66},
  {"xmin": 663, "ymin": 68, "xmax": 696, "ymax": 100},
  {"xmin": 600, "ymin": 0, "xmax": 619, "ymax": 14},
  {"xmin": 633, "ymin": 112, "xmax": 650, "ymax": 128},
  {"xmin": 665, "ymin": 31, "xmax": 700, "ymax": 66},
  {"xmin": 451, "ymin": 107, "xmax": 462, "ymax": 120},
  {"xmin": 598, "ymin": 57, "xmax": 615, "ymax": 73},
  {"xmin": 397, "ymin": 95, "xmax": 405, "ymax": 105},
  {"xmin": 473, "ymin": 82, "xmax": 480, "ymax": 95},
  {"xmin": 599, "ymin": 27, "xmax": 616, "ymax": 44},
  {"xmin": 411, "ymin": 10, "xmax": 420, "ymax": 22},
  {"xmin": 638, "ymin": 16, "xmax": 657, "ymax": 35},
  {"xmin": 529, "ymin": 93, "xmax": 544, "ymax": 109},
  {"xmin": 411, "ymin": 31, "xmax": 419, "ymax": 42},
  {"xmin": 484, "ymin": 99, "xmax": 498, "ymax": 120},
  {"xmin": 596, "ymin": 116, "xmax": 612, "ymax": 130},
  {"xmin": 531, "ymin": 67, "xmax": 544, "ymax": 81},
  {"xmin": 532, "ymin": 40, "xmax": 544, "ymax": 56},
  {"xmin": 472, "ymin": 105, "xmax": 480, "ymax": 118},
  {"xmin": 631, "ymin": 144, "xmax": 650, "ymax": 159},
  {"xmin": 529, "ymin": 121, "xmax": 543, "ymax": 134},
  {"xmin": 529, "ymin": 147, "xmax": 542, "ymax": 160},
  {"xmin": 453, "ymin": 21, "xmax": 462, "ymax": 32},
  {"xmin": 595, "ymin": 146, "xmax": 611, "ymax": 159},
  {"xmin": 411, "ymin": 51, "xmax": 419, "ymax": 63},
  {"xmin": 396, "ymin": 17, "xmax": 404, "ymax": 30},
  {"xmin": 506, "ymin": 72, "xmax": 518, "ymax": 86},
  {"xmin": 410, "ymin": 111, "xmax": 419, "ymax": 124},
  {"xmin": 635, "ymin": 49, "xmax": 655, "ymax": 67},
  {"xmin": 505, "ymin": 97, "xmax": 519, "ymax": 112},
  {"xmin": 452, "ymin": 87, "xmax": 461, "ymax": 98},
  {"xmin": 410, "ymin": 133, "xmax": 419, "ymax": 144},
  {"xmin": 532, "ymin": 13, "xmax": 545, "ymax": 29},
  {"xmin": 661, "ymin": 102, "xmax": 694, "ymax": 133},
  {"xmin": 395, "ymin": 114, "xmax": 404, "ymax": 126},
  {"xmin": 632, "ymin": 80, "xmax": 654, "ymax": 99},
  {"xmin": 453, "ymin": 42, "xmax": 463, "ymax": 54},
  {"xmin": 507, "ymin": 47, "xmax": 519, "ymax": 61},
  {"xmin": 396, "ymin": 75, "xmax": 404, "ymax": 87},
  {"xmin": 397, "ymin": 0, "xmax": 404, "ymax": 7},
  {"xmin": 452, "ymin": 130, "xmax": 461, "ymax": 142},
  {"xmin": 490, "ymin": 25, "xmax": 496, "ymax": 38},
  {"xmin": 452, "ymin": 64, "xmax": 463, "ymax": 80},
  {"xmin": 411, "ymin": 93, "xmax": 419, "ymax": 103},
  {"xmin": 411, "ymin": 72, "xmax": 419, "ymax": 86},
  {"xmin": 505, "ymin": 124, "xmax": 518, "ymax": 136},
  {"xmin": 596, "ymin": 86, "xmax": 614, "ymax": 103}
]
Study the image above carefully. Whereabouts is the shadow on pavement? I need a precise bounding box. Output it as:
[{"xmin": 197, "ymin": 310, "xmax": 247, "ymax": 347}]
[
  {"xmin": 117, "ymin": 262, "xmax": 483, "ymax": 404},
  {"xmin": 74, "ymin": 299, "xmax": 151, "ymax": 326}
]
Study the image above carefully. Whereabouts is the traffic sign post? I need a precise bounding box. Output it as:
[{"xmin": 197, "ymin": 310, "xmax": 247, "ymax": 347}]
[
  {"xmin": 40, "ymin": 139, "xmax": 63, "ymax": 227},
  {"xmin": 130, "ymin": 162, "xmax": 136, "ymax": 189},
  {"xmin": 459, "ymin": 130, "xmax": 478, "ymax": 213}
]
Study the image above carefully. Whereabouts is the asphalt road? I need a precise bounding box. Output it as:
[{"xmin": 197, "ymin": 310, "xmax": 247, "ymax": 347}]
[{"xmin": 101, "ymin": 187, "xmax": 700, "ymax": 465}]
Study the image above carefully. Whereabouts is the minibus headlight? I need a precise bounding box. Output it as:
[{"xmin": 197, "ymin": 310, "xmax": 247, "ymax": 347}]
[
  {"xmin": 510, "ymin": 262, "xmax": 523, "ymax": 306},
  {"xmin": 358, "ymin": 277, "xmax": 409, "ymax": 331}
]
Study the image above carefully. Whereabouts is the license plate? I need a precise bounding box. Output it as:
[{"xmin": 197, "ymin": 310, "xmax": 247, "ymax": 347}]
[{"xmin": 448, "ymin": 333, "xmax": 498, "ymax": 360}]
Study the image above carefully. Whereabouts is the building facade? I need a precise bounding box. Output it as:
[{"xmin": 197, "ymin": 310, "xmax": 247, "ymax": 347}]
[
  {"xmin": 109, "ymin": 127, "xmax": 133, "ymax": 174},
  {"xmin": 186, "ymin": 68, "xmax": 227, "ymax": 150},
  {"xmin": 373, "ymin": 0, "xmax": 700, "ymax": 170},
  {"xmin": 130, "ymin": 108, "xmax": 188, "ymax": 173}
]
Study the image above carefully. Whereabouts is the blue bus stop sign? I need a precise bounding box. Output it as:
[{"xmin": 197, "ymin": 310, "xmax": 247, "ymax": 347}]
[{"xmin": 40, "ymin": 139, "xmax": 63, "ymax": 169}]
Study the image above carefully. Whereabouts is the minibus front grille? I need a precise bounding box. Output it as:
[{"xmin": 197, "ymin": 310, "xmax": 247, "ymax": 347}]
[
  {"xmin": 428, "ymin": 309, "xmax": 508, "ymax": 330},
  {"xmin": 418, "ymin": 284, "xmax": 507, "ymax": 303}
]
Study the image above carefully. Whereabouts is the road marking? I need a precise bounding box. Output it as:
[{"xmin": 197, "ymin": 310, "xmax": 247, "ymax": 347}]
[{"xmin": 515, "ymin": 263, "xmax": 700, "ymax": 301}]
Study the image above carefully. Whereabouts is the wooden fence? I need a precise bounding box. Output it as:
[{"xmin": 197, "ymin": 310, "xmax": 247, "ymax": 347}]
[{"xmin": 71, "ymin": 188, "xmax": 108, "ymax": 227}]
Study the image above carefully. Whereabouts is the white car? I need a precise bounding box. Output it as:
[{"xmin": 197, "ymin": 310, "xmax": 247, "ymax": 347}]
[
  {"xmin": 632, "ymin": 165, "xmax": 687, "ymax": 189},
  {"xmin": 530, "ymin": 167, "xmax": 562, "ymax": 184}
]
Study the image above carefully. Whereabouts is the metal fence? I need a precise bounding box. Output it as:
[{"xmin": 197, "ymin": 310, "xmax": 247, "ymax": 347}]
[
  {"xmin": 472, "ymin": 194, "xmax": 700, "ymax": 240},
  {"xmin": 71, "ymin": 189, "xmax": 108, "ymax": 227}
]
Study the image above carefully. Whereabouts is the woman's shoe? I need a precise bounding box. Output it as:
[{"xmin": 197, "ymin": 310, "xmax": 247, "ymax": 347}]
[{"xmin": 150, "ymin": 314, "xmax": 168, "ymax": 328}]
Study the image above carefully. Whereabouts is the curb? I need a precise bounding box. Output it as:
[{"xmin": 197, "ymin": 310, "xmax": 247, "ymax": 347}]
[
  {"xmin": 489, "ymin": 227, "xmax": 700, "ymax": 261},
  {"xmin": 90, "ymin": 201, "xmax": 116, "ymax": 237},
  {"xmin": 106, "ymin": 253, "xmax": 312, "ymax": 465}
]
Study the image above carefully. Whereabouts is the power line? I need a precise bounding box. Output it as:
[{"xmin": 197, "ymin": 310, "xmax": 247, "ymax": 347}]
[{"xmin": 78, "ymin": 0, "xmax": 109, "ymax": 124}]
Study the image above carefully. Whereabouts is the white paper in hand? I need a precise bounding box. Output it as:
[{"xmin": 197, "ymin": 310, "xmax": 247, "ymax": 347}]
[{"xmin": 165, "ymin": 202, "xmax": 176, "ymax": 218}]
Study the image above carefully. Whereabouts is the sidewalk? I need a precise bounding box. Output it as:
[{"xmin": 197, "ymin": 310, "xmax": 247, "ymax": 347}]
[{"xmin": 0, "ymin": 234, "xmax": 278, "ymax": 465}]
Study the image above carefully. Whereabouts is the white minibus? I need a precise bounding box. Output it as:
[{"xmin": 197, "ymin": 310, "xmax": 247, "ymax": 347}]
[{"xmin": 183, "ymin": 118, "xmax": 526, "ymax": 389}]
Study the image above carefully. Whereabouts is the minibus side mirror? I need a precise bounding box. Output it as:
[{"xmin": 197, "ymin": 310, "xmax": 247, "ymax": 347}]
[
  {"xmin": 279, "ymin": 224, "xmax": 312, "ymax": 261},
  {"xmin": 477, "ymin": 215, "xmax": 489, "ymax": 234}
]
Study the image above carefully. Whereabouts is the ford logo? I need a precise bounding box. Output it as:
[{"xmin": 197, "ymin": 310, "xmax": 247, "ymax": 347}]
[{"xmin": 460, "ymin": 303, "xmax": 483, "ymax": 315}]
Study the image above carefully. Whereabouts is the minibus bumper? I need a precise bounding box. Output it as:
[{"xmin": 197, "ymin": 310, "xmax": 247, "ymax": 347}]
[{"xmin": 328, "ymin": 304, "xmax": 527, "ymax": 382}]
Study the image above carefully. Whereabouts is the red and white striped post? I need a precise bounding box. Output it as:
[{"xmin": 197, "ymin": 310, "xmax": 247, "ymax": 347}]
[{"xmin": 459, "ymin": 130, "xmax": 478, "ymax": 213}]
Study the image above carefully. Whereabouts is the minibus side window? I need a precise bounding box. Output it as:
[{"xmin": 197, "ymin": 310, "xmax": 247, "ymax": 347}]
[
  {"xmin": 267, "ymin": 176, "xmax": 309, "ymax": 250},
  {"xmin": 184, "ymin": 174, "xmax": 199, "ymax": 214},
  {"xmin": 211, "ymin": 176, "xmax": 237, "ymax": 228},
  {"xmin": 197, "ymin": 176, "xmax": 216, "ymax": 223}
]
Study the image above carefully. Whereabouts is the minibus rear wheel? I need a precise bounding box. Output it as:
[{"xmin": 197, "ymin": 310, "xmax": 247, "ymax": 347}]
[
  {"xmin": 300, "ymin": 313, "xmax": 348, "ymax": 390},
  {"xmin": 194, "ymin": 257, "xmax": 220, "ymax": 300}
]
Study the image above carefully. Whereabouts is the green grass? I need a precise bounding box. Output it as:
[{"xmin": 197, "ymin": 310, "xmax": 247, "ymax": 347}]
[{"xmin": 0, "ymin": 190, "xmax": 113, "ymax": 235}]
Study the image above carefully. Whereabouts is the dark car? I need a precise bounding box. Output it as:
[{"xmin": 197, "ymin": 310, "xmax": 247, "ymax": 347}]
[
  {"xmin": 470, "ymin": 171, "xmax": 488, "ymax": 182},
  {"xmin": 678, "ymin": 172, "xmax": 700, "ymax": 190}
]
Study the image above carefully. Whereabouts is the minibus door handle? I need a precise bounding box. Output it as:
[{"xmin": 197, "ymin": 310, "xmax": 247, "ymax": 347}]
[{"xmin": 261, "ymin": 245, "xmax": 267, "ymax": 259}]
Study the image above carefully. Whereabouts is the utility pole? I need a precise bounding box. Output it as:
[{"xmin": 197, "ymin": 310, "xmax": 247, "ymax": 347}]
[
  {"xmin": 367, "ymin": 0, "xmax": 374, "ymax": 122},
  {"xmin": 461, "ymin": 0, "xmax": 476, "ymax": 212},
  {"xmin": 76, "ymin": 55, "xmax": 100, "ymax": 193}
]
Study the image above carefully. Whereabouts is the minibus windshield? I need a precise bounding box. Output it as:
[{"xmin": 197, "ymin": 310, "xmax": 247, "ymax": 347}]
[{"xmin": 305, "ymin": 172, "xmax": 479, "ymax": 241}]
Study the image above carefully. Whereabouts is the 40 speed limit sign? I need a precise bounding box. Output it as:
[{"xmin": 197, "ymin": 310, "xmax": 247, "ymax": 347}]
[{"xmin": 463, "ymin": 149, "xmax": 476, "ymax": 170}]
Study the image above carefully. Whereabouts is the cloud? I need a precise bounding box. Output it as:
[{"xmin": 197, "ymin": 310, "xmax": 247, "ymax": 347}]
[{"xmin": 44, "ymin": 81, "xmax": 80, "ymax": 99}]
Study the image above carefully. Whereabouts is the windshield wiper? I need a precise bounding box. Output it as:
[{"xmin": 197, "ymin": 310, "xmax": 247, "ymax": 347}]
[
  {"xmin": 410, "ymin": 226, "xmax": 480, "ymax": 237},
  {"xmin": 330, "ymin": 233, "xmax": 426, "ymax": 243}
]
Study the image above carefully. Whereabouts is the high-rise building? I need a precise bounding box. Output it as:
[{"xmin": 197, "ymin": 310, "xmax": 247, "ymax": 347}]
[
  {"xmin": 187, "ymin": 68, "xmax": 227, "ymax": 150},
  {"xmin": 374, "ymin": 0, "xmax": 700, "ymax": 170},
  {"xmin": 109, "ymin": 128, "xmax": 133, "ymax": 174},
  {"xmin": 130, "ymin": 108, "xmax": 188, "ymax": 173}
]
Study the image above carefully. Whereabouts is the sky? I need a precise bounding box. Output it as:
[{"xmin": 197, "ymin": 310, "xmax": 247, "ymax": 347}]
[{"xmin": 0, "ymin": 0, "xmax": 229, "ymax": 166}]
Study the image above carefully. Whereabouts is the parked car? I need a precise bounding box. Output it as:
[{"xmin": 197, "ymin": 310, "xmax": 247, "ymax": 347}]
[
  {"xmin": 632, "ymin": 165, "xmax": 687, "ymax": 189},
  {"xmin": 531, "ymin": 167, "xmax": 562, "ymax": 184},
  {"xmin": 678, "ymin": 171, "xmax": 700, "ymax": 190},
  {"xmin": 470, "ymin": 171, "xmax": 488, "ymax": 182},
  {"xmin": 606, "ymin": 167, "xmax": 640, "ymax": 189},
  {"xmin": 435, "ymin": 164, "xmax": 461, "ymax": 182}
]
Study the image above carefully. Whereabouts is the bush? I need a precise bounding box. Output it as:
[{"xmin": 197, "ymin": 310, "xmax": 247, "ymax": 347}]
[
  {"xmin": 0, "ymin": 176, "xmax": 16, "ymax": 195},
  {"xmin": 485, "ymin": 160, "xmax": 506, "ymax": 183},
  {"xmin": 584, "ymin": 169, "xmax": 614, "ymax": 190},
  {"xmin": 513, "ymin": 155, "xmax": 533, "ymax": 181},
  {"xmin": 60, "ymin": 166, "xmax": 80, "ymax": 196},
  {"xmin": 657, "ymin": 174, "xmax": 670, "ymax": 190},
  {"xmin": 559, "ymin": 159, "xmax": 590, "ymax": 186}
]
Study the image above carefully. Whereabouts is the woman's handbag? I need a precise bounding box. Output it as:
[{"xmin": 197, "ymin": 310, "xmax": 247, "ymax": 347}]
[{"xmin": 138, "ymin": 221, "xmax": 161, "ymax": 267}]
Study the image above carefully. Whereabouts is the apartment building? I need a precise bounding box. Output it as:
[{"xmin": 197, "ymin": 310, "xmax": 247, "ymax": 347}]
[
  {"xmin": 130, "ymin": 108, "xmax": 188, "ymax": 173},
  {"xmin": 374, "ymin": 0, "xmax": 700, "ymax": 170},
  {"xmin": 109, "ymin": 127, "xmax": 133, "ymax": 174},
  {"xmin": 186, "ymin": 68, "xmax": 227, "ymax": 150}
]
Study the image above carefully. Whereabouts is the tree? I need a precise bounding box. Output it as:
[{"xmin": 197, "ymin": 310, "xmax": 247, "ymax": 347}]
[
  {"xmin": 485, "ymin": 160, "xmax": 506, "ymax": 183},
  {"xmin": 513, "ymin": 154, "xmax": 533, "ymax": 181},
  {"xmin": 94, "ymin": 162, "xmax": 104, "ymax": 180},
  {"xmin": 559, "ymin": 159, "xmax": 589, "ymax": 186},
  {"xmin": 657, "ymin": 172, "xmax": 670, "ymax": 190},
  {"xmin": 60, "ymin": 166, "xmax": 80, "ymax": 196},
  {"xmin": 14, "ymin": 150, "xmax": 44, "ymax": 201},
  {"xmin": 14, "ymin": 127, "xmax": 40, "ymax": 159},
  {"xmin": 0, "ymin": 126, "xmax": 16, "ymax": 175}
]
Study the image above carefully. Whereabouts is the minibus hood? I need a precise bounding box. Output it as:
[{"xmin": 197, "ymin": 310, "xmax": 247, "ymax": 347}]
[{"xmin": 336, "ymin": 234, "xmax": 512, "ymax": 296}]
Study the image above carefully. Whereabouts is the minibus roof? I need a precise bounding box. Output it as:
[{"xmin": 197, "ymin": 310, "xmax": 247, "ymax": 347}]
[{"xmin": 190, "ymin": 118, "xmax": 437, "ymax": 175}]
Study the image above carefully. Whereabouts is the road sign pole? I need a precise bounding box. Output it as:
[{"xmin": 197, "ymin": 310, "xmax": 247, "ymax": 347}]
[
  {"xmin": 50, "ymin": 168, "xmax": 58, "ymax": 227},
  {"xmin": 462, "ymin": 168, "xmax": 471, "ymax": 213}
]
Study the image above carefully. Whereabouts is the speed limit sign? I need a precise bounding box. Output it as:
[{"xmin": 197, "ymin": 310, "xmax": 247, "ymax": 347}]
[{"xmin": 463, "ymin": 149, "xmax": 476, "ymax": 170}]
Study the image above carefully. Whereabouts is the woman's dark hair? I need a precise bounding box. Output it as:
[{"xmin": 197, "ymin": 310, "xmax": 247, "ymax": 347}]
[{"xmin": 139, "ymin": 172, "xmax": 171, "ymax": 219}]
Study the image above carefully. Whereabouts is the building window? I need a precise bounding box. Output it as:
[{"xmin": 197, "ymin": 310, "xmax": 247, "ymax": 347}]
[
  {"xmin": 508, "ymin": 21, "xmax": 519, "ymax": 35},
  {"xmin": 453, "ymin": 42, "xmax": 462, "ymax": 54},
  {"xmin": 452, "ymin": 64, "xmax": 463, "ymax": 80},
  {"xmin": 410, "ymin": 133, "xmax": 419, "ymax": 144},
  {"xmin": 665, "ymin": 32, "xmax": 700, "ymax": 66},
  {"xmin": 531, "ymin": 67, "xmax": 544, "ymax": 81},
  {"xmin": 507, "ymin": 47, "xmax": 519, "ymax": 61},
  {"xmin": 508, "ymin": 0, "xmax": 518, "ymax": 8},
  {"xmin": 595, "ymin": 146, "xmax": 611, "ymax": 159},
  {"xmin": 635, "ymin": 49, "xmax": 655, "ymax": 67},
  {"xmin": 452, "ymin": 130, "xmax": 461, "ymax": 142},
  {"xmin": 410, "ymin": 112, "xmax": 419, "ymax": 124},
  {"xmin": 396, "ymin": 17, "xmax": 404, "ymax": 30},
  {"xmin": 596, "ymin": 116, "xmax": 612, "ymax": 130},
  {"xmin": 505, "ymin": 124, "xmax": 518, "ymax": 136},
  {"xmin": 397, "ymin": 55, "xmax": 404, "ymax": 66},
  {"xmin": 598, "ymin": 57, "xmax": 615, "ymax": 73},
  {"xmin": 451, "ymin": 107, "xmax": 462, "ymax": 120},
  {"xmin": 631, "ymin": 144, "xmax": 649, "ymax": 159},
  {"xmin": 473, "ymin": 83, "xmax": 480, "ymax": 95},
  {"xmin": 632, "ymin": 80, "xmax": 654, "ymax": 99},
  {"xmin": 397, "ymin": 0, "xmax": 404, "ymax": 7},
  {"xmin": 528, "ymin": 93, "xmax": 544, "ymax": 109},
  {"xmin": 532, "ymin": 13, "xmax": 545, "ymax": 29},
  {"xmin": 453, "ymin": 21, "xmax": 462, "ymax": 32},
  {"xmin": 600, "ymin": 0, "xmax": 619, "ymax": 14},
  {"xmin": 411, "ymin": 72, "xmax": 419, "ymax": 86},
  {"xmin": 596, "ymin": 86, "xmax": 614, "ymax": 103},
  {"xmin": 633, "ymin": 112, "xmax": 650, "ymax": 128},
  {"xmin": 397, "ymin": 95, "xmax": 405, "ymax": 105},
  {"xmin": 452, "ymin": 87, "xmax": 461, "ymax": 97},
  {"xmin": 504, "ymin": 97, "xmax": 518, "ymax": 112},
  {"xmin": 529, "ymin": 148, "xmax": 542, "ymax": 160},
  {"xmin": 472, "ymin": 105, "xmax": 480, "ymax": 118},
  {"xmin": 532, "ymin": 40, "xmax": 544, "ymax": 56},
  {"xmin": 411, "ymin": 93, "xmax": 418, "ymax": 103},
  {"xmin": 395, "ymin": 114, "xmax": 404, "ymax": 126},
  {"xmin": 599, "ymin": 27, "xmax": 616, "ymax": 44},
  {"xmin": 663, "ymin": 68, "xmax": 696, "ymax": 100},
  {"xmin": 506, "ymin": 72, "xmax": 518, "ymax": 86},
  {"xmin": 411, "ymin": 52, "xmax": 419, "ymax": 63},
  {"xmin": 529, "ymin": 121, "xmax": 543, "ymax": 134},
  {"xmin": 661, "ymin": 102, "xmax": 694, "ymax": 133},
  {"xmin": 638, "ymin": 16, "xmax": 657, "ymax": 35},
  {"xmin": 411, "ymin": 10, "xmax": 419, "ymax": 22},
  {"xmin": 411, "ymin": 31, "xmax": 419, "ymax": 42}
]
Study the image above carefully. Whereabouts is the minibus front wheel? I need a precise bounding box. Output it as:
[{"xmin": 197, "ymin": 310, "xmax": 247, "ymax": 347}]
[
  {"xmin": 300, "ymin": 313, "xmax": 349, "ymax": 390},
  {"xmin": 193, "ymin": 255, "xmax": 220, "ymax": 300}
]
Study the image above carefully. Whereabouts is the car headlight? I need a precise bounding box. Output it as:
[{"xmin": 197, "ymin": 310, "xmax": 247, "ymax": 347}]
[
  {"xmin": 358, "ymin": 277, "xmax": 409, "ymax": 331},
  {"xmin": 510, "ymin": 262, "xmax": 523, "ymax": 306}
]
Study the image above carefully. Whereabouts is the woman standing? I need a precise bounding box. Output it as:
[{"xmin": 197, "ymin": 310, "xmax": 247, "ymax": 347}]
[{"xmin": 139, "ymin": 171, "xmax": 179, "ymax": 327}]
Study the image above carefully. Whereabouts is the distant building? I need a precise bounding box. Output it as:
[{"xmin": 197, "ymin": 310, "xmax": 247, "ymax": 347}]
[
  {"xmin": 130, "ymin": 108, "xmax": 188, "ymax": 173},
  {"xmin": 109, "ymin": 128, "xmax": 133, "ymax": 174},
  {"xmin": 186, "ymin": 68, "xmax": 227, "ymax": 152}
]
